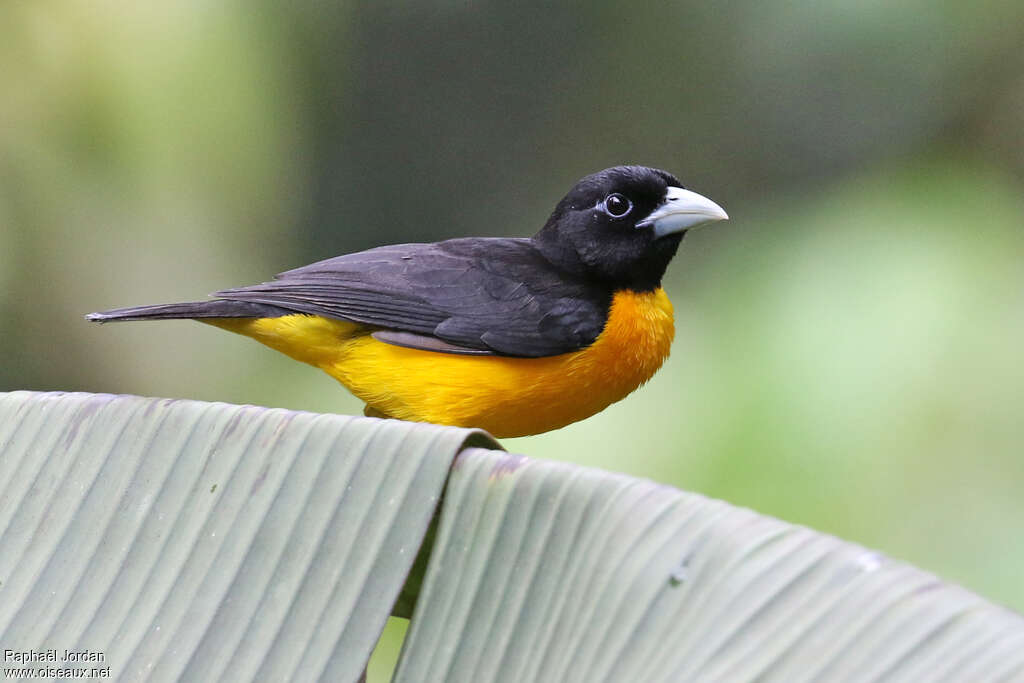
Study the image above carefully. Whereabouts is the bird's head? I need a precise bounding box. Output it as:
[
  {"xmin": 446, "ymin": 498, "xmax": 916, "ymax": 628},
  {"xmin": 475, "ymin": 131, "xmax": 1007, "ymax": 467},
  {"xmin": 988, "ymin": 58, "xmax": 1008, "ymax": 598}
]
[{"xmin": 533, "ymin": 165, "xmax": 727, "ymax": 291}]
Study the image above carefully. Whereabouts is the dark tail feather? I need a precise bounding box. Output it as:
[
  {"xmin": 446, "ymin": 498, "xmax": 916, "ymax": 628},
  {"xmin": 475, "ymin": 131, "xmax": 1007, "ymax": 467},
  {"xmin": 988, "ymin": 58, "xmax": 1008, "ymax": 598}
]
[{"xmin": 86, "ymin": 299, "xmax": 292, "ymax": 323}]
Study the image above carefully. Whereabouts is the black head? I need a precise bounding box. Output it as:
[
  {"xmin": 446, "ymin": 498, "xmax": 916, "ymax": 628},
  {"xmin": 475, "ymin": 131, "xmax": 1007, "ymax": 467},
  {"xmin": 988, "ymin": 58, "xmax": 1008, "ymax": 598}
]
[{"xmin": 532, "ymin": 166, "xmax": 727, "ymax": 291}]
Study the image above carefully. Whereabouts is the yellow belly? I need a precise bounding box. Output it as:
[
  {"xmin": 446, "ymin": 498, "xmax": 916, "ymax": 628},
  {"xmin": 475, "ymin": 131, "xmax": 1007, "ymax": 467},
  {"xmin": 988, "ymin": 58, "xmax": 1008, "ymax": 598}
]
[{"xmin": 207, "ymin": 288, "xmax": 674, "ymax": 437}]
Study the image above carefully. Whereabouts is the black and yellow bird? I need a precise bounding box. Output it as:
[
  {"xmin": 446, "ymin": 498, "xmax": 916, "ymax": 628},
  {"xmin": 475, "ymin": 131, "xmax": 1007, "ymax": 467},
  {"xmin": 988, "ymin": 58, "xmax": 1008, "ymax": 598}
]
[{"xmin": 88, "ymin": 166, "xmax": 727, "ymax": 437}]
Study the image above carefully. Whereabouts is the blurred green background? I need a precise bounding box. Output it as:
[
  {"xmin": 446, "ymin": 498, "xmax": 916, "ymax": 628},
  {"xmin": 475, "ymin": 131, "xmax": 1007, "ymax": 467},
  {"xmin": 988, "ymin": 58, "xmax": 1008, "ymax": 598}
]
[{"xmin": 2, "ymin": 0, "xmax": 1023, "ymax": 669}]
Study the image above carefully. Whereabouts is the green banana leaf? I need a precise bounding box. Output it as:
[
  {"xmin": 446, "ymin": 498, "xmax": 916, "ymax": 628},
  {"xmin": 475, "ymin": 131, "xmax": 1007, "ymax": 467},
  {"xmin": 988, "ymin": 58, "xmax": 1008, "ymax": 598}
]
[
  {"xmin": 396, "ymin": 449, "xmax": 1024, "ymax": 682},
  {"xmin": 0, "ymin": 391, "xmax": 493, "ymax": 682},
  {"xmin": 1, "ymin": 391, "xmax": 1021, "ymax": 682}
]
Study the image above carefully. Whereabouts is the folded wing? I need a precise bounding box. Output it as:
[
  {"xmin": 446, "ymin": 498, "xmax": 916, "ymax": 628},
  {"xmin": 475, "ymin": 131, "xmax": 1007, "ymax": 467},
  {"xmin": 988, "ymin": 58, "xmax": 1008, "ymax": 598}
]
[{"xmin": 214, "ymin": 237, "xmax": 611, "ymax": 357}]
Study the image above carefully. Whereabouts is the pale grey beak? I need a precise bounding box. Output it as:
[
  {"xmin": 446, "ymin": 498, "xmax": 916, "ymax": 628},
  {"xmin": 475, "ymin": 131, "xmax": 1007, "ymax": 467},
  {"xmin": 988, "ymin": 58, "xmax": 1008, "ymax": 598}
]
[{"xmin": 636, "ymin": 186, "xmax": 728, "ymax": 238}]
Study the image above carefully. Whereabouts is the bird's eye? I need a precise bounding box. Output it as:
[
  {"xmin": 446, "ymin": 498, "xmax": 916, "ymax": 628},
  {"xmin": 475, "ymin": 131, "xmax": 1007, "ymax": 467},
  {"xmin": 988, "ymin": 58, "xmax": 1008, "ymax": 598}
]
[{"xmin": 603, "ymin": 193, "xmax": 632, "ymax": 218}]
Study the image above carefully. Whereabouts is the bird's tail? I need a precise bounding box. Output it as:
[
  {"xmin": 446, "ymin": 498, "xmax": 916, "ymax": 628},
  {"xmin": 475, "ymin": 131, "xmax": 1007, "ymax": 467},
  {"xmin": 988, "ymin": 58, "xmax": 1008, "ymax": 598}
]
[{"xmin": 86, "ymin": 299, "xmax": 291, "ymax": 323}]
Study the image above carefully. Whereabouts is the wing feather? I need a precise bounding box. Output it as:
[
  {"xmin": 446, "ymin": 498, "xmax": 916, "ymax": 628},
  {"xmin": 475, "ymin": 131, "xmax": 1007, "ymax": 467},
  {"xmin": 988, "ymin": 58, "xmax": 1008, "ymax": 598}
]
[{"xmin": 215, "ymin": 237, "xmax": 611, "ymax": 357}]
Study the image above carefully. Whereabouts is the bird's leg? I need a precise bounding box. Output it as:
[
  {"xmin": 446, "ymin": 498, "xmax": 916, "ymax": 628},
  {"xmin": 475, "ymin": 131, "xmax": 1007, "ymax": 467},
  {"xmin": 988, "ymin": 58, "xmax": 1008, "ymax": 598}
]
[{"xmin": 363, "ymin": 405, "xmax": 394, "ymax": 420}]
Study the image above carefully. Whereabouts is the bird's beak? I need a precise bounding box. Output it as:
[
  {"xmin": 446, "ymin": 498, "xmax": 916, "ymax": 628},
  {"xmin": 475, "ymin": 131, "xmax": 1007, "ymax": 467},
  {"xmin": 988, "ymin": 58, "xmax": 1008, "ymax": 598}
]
[{"xmin": 636, "ymin": 186, "xmax": 729, "ymax": 238}]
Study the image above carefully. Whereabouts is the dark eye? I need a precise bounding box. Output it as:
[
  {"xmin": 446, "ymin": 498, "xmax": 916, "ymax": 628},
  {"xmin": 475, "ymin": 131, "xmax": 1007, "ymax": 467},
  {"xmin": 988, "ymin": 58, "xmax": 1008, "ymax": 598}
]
[{"xmin": 603, "ymin": 193, "xmax": 632, "ymax": 218}]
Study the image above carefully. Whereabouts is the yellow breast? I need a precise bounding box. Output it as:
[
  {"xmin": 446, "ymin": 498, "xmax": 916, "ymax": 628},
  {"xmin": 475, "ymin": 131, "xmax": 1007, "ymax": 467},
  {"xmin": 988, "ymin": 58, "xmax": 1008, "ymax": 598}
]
[{"xmin": 209, "ymin": 288, "xmax": 675, "ymax": 437}]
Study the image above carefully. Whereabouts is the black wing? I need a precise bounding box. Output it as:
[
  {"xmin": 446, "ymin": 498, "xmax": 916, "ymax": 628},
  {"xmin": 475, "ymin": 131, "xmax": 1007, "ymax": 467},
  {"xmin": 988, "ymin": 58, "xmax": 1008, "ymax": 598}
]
[{"xmin": 214, "ymin": 237, "xmax": 612, "ymax": 357}]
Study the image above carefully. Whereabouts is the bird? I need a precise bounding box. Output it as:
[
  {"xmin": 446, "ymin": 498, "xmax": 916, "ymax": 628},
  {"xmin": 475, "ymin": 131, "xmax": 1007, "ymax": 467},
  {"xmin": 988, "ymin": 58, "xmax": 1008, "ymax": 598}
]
[{"xmin": 88, "ymin": 166, "xmax": 727, "ymax": 437}]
